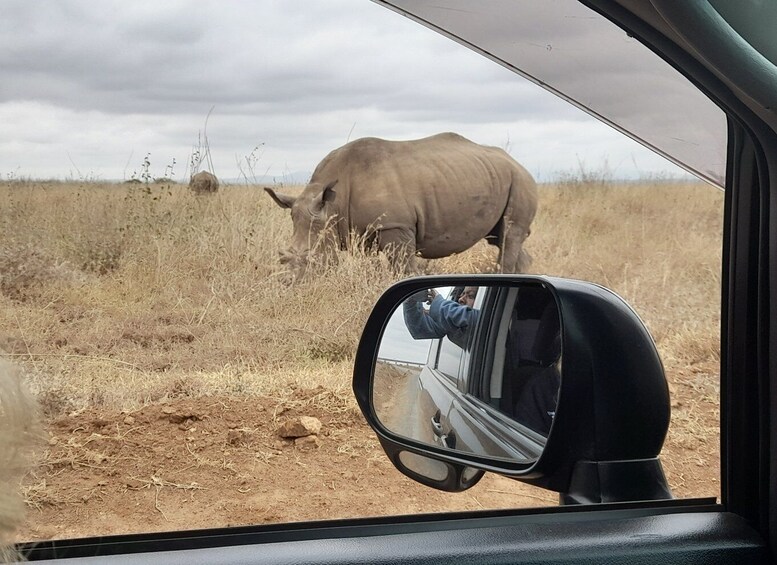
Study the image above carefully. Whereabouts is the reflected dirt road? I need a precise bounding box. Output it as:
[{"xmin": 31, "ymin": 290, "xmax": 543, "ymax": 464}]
[{"xmin": 373, "ymin": 362, "xmax": 431, "ymax": 444}]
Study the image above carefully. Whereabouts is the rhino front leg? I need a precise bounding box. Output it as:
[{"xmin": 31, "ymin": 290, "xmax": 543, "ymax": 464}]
[{"xmin": 378, "ymin": 228, "xmax": 418, "ymax": 273}]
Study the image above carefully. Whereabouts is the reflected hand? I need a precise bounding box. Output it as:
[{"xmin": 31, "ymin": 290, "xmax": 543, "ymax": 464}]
[{"xmin": 407, "ymin": 289, "xmax": 430, "ymax": 303}]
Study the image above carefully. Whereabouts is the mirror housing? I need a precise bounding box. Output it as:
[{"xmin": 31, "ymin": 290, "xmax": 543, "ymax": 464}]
[{"xmin": 353, "ymin": 275, "xmax": 673, "ymax": 504}]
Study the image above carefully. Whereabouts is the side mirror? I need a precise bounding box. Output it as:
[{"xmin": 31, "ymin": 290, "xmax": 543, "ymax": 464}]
[{"xmin": 353, "ymin": 275, "xmax": 673, "ymax": 504}]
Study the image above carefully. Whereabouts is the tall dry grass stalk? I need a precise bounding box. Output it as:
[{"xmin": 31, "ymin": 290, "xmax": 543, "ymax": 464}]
[
  {"xmin": 0, "ymin": 360, "xmax": 39, "ymax": 561},
  {"xmin": 0, "ymin": 179, "xmax": 722, "ymax": 415}
]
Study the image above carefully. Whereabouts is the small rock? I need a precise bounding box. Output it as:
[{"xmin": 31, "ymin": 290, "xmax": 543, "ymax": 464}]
[
  {"xmin": 124, "ymin": 416, "xmax": 136, "ymax": 425},
  {"xmin": 167, "ymin": 413, "xmax": 203, "ymax": 425},
  {"xmin": 277, "ymin": 416, "xmax": 322, "ymax": 439},
  {"xmin": 294, "ymin": 435, "xmax": 320, "ymax": 449},
  {"xmin": 227, "ymin": 429, "xmax": 251, "ymax": 446}
]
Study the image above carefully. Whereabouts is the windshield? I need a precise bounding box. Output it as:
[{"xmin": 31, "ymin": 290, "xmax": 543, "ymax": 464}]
[
  {"xmin": 3, "ymin": 0, "xmax": 723, "ymax": 546},
  {"xmin": 375, "ymin": 0, "xmax": 727, "ymax": 188}
]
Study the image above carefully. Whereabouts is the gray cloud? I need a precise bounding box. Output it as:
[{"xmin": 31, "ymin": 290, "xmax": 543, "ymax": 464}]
[{"xmin": 0, "ymin": 0, "xmax": 711, "ymax": 182}]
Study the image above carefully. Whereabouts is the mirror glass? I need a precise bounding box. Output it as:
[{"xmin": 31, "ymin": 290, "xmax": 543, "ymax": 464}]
[
  {"xmin": 374, "ymin": 283, "xmax": 561, "ymax": 463},
  {"xmin": 397, "ymin": 451, "xmax": 450, "ymax": 482}
]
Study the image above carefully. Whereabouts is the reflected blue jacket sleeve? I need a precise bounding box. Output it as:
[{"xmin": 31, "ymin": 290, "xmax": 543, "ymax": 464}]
[
  {"xmin": 402, "ymin": 299, "xmax": 447, "ymax": 339},
  {"xmin": 429, "ymin": 296, "xmax": 474, "ymax": 331}
]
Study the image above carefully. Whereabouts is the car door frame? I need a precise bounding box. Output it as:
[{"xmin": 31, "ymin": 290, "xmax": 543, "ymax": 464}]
[{"xmin": 578, "ymin": 1, "xmax": 777, "ymax": 555}]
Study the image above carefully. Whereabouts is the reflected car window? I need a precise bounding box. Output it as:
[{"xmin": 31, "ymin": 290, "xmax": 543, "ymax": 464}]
[
  {"xmin": 437, "ymin": 336, "xmax": 465, "ymax": 380},
  {"xmin": 434, "ymin": 287, "xmax": 481, "ymax": 379}
]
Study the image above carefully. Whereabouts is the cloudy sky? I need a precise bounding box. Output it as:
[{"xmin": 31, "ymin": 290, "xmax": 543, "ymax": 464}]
[{"xmin": 0, "ymin": 1, "xmax": 724, "ymax": 184}]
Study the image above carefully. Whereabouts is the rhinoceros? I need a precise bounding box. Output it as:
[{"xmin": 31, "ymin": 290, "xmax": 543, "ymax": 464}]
[
  {"xmin": 265, "ymin": 132, "xmax": 538, "ymax": 277},
  {"xmin": 189, "ymin": 171, "xmax": 219, "ymax": 194}
]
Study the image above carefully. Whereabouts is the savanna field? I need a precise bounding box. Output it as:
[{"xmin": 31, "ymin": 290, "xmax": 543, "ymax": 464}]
[{"xmin": 0, "ymin": 178, "xmax": 723, "ymax": 541}]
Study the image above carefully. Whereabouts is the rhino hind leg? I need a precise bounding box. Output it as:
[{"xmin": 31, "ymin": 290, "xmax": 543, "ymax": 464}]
[{"xmin": 498, "ymin": 222, "xmax": 533, "ymax": 273}]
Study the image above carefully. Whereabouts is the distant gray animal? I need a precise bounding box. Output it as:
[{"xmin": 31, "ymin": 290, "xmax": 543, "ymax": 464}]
[
  {"xmin": 189, "ymin": 171, "xmax": 219, "ymax": 194},
  {"xmin": 265, "ymin": 132, "xmax": 538, "ymax": 278}
]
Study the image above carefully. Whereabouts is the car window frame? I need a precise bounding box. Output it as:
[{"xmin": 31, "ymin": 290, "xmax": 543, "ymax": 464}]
[
  {"xmin": 579, "ymin": 0, "xmax": 777, "ymax": 548},
  {"xmin": 462, "ymin": 286, "xmax": 506, "ymax": 404},
  {"xmin": 13, "ymin": 0, "xmax": 777, "ymax": 560},
  {"xmin": 434, "ymin": 334, "xmax": 466, "ymax": 382}
]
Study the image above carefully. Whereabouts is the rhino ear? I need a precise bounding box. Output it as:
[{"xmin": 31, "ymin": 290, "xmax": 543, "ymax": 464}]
[
  {"xmin": 264, "ymin": 187, "xmax": 296, "ymax": 209},
  {"xmin": 322, "ymin": 180, "xmax": 338, "ymax": 204},
  {"xmin": 312, "ymin": 180, "xmax": 338, "ymax": 212}
]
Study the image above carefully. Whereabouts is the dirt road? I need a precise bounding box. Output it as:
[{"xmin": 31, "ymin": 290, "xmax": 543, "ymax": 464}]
[
  {"xmin": 17, "ymin": 370, "xmax": 719, "ymax": 542},
  {"xmin": 18, "ymin": 391, "xmax": 556, "ymax": 541}
]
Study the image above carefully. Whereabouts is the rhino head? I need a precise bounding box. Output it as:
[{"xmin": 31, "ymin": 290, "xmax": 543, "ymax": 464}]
[{"xmin": 265, "ymin": 180, "xmax": 340, "ymax": 279}]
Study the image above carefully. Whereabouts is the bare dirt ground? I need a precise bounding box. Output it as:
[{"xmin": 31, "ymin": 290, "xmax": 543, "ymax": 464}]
[{"xmin": 17, "ymin": 362, "xmax": 719, "ymax": 542}]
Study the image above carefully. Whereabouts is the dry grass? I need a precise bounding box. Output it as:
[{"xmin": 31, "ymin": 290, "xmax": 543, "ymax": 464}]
[
  {"xmin": 0, "ymin": 177, "xmax": 722, "ymax": 414},
  {"xmin": 0, "ymin": 360, "xmax": 40, "ymax": 560},
  {"xmin": 1, "ymin": 178, "xmax": 724, "ymax": 535},
  {"xmin": 531, "ymin": 178, "xmax": 722, "ymax": 367}
]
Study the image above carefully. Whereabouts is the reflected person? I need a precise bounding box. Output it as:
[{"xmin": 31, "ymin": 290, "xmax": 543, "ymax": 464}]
[{"xmin": 402, "ymin": 286, "xmax": 479, "ymax": 349}]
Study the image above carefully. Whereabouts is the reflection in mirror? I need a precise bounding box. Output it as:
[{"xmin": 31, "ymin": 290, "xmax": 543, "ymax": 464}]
[{"xmin": 374, "ymin": 283, "xmax": 561, "ymax": 464}]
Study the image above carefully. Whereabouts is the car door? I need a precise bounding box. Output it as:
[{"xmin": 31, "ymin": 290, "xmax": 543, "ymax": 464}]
[
  {"xmin": 12, "ymin": 1, "xmax": 777, "ymax": 564},
  {"xmin": 417, "ymin": 323, "xmax": 464, "ymax": 449},
  {"xmin": 413, "ymin": 287, "xmax": 478, "ymax": 450},
  {"xmin": 412, "ymin": 286, "xmax": 547, "ymax": 460}
]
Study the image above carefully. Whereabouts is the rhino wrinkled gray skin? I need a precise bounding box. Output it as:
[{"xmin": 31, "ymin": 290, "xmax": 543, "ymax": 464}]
[
  {"xmin": 189, "ymin": 171, "xmax": 219, "ymax": 194},
  {"xmin": 265, "ymin": 132, "xmax": 538, "ymax": 278}
]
